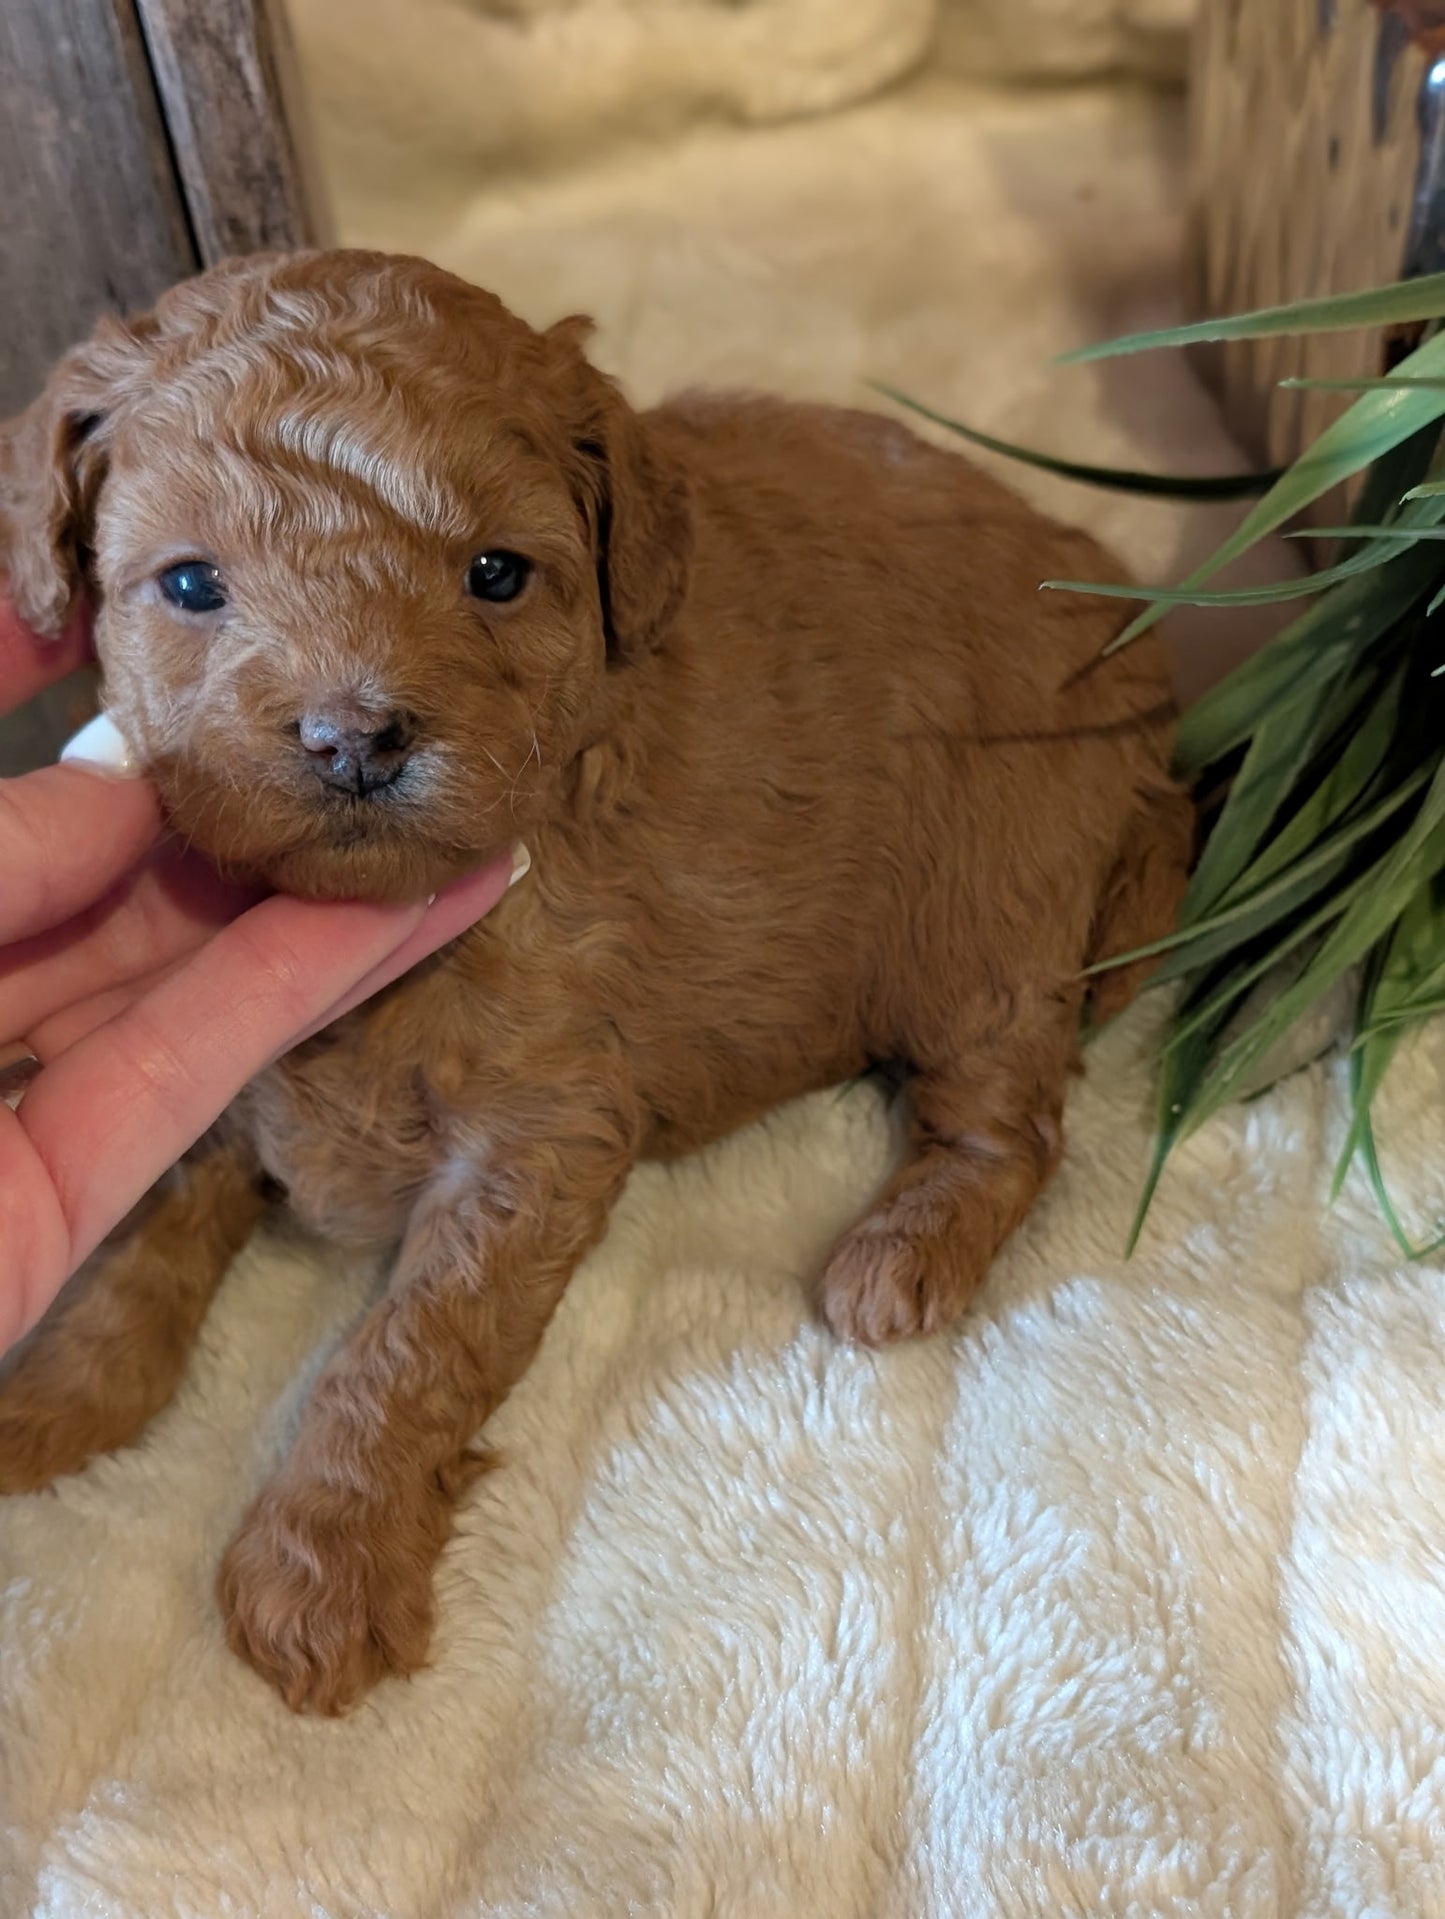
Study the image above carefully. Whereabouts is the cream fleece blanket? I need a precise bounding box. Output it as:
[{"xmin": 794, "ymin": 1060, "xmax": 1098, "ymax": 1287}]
[
  {"xmin": 5, "ymin": 74, "xmax": 1444, "ymax": 1919},
  {"xmin": 4, "ymin": 1007, "xmax": 1444, "ymax": 1916}
]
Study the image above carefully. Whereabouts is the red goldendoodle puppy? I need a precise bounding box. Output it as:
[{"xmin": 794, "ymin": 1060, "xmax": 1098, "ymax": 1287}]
[{"xmin": 0, "ymin": 251, "xmax": 1190, "ymax": 1711}]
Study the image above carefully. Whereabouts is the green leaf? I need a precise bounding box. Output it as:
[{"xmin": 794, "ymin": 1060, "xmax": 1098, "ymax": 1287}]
[
  {"xmin": 1356, "ymin": 415, "xmax": 1445, "ymax": 522},
  {"xmin": 865, "ymin": 383, "xmax": 1282, "ymax": 498},
  {"xmin": 1332, "ymin": 890, "xmax": 1445, "ymax": 1259},
  {"xmin": 1067, "ymin": 485, "xmax": 1445, "ymax": 620},
  {"xmin": 1183, "ymin": 763, "xmax": 1445, "ymax": 1131},
  {"xmin": 1334, "ymin": 953, "xmax": 1403, "ymax": 1206},
  {"xmin": 1352, "ymin": 1099, "xmax": 1418, "ymax": 1257},
  {"xmin": 1208, "ymin": 666, "xmax": 1413, "ymax": 900},
  {"xmin": 1352, "ymin": 872, "xmax": 1445, "ymax": 1019},
  {"xmin": 1281, "ymin": 377, "xmax": 1445, "ymax": 392},
  {"xmin": 1099, "ymin": 329, "xmax": 1445, "ymax": 649},
  {"xmin": 1357, "ymin": 993, "xmax": 1445, "ymax": 1035},
  {"xmin": 1174, "ymin": 497, "xmax": 1438, "ymax": 917},
  {"xmin": 1289, "ymin": 521, "xmax": 1445, "ymax": 537},
  {"xmin": 1184, "ymin": 667, "xmax": 1361, "ymax": 916},
  {"xmin": 1175, "ymin": 532, "xmax": 1443, "ymax": 774},
  {"xmin": 1059, "ymin": 273, "xmax": 1445, "ymax": 365},
  {"xmin": 1127, "ymin": 978, "xmax": 1239, "ymax": 1254},
  {"xmin": 1121, "ymin": 315, "xmax": 1445, "ymax": 1246},
  {"xmin": 1331, "ymin": 880, "xmax": 1445, "ymax": 1219},
  {"xmin": 1160, "ymin": 882, "xmax": 1364, "ymax": 1056},
  {"xmin": 1293, "ymin": 524, "xmax": 1445, "ymax": 540},
  {"xmin": 1134, "ymin": 758, "xmax": 1436, "ymax": 986},
  {"xmin": 1172, "ymin": 419, "xmax": 1443, "ymax": 776},
  {"xmin": 1044, "ymin": 539, "xmax": 1409, "ymax": 609}
]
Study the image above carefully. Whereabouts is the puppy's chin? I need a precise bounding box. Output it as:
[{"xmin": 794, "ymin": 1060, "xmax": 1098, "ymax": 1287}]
[
  {"xmin": 154, "ymin": 759, "xmax": 500, "ymax": 903},
  {"xmin": 250, "ymin": 836, "xmax": 483, "ymax": 904}
]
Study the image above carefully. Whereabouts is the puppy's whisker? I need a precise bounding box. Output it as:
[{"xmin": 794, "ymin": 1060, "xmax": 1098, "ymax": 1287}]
[{"xmin": 503, "ymin": 741, "xmax": 536, "ymax": 822}]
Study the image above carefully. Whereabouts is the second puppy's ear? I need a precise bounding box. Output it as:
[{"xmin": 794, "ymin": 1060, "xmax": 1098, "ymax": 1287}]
[
  {"xmin": 0, "ymin": 315, "xmax": 157, "ymax": 636},
  {"xmin": 546, "ymin": 313, "xmax": 598, "ymax": 358}
]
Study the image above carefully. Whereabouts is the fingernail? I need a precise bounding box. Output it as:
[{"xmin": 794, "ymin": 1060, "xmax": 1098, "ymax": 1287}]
[
  {"xmin": 59, "ymin": 712, "xmax": 142, "ymax": 778},
  {"xmin": 508, "ymin": 841, "xmax": 532, "ymax": 889}
]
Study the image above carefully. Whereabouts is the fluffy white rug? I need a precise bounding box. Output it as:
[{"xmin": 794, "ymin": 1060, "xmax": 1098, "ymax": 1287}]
[
  {"xmin": 6, "ymin": 67, "xmax": 1443, "ymax": 1919},
  {"xmin": 4, "ymin": 1005, "xmax": 1444, "ymax": 1916},
  {"xmin": 288, "ymin": 0, "xmax": 1195, "ymax": 216}
]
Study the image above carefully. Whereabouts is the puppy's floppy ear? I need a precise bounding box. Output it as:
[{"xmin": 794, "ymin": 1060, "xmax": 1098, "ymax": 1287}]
[
  {"xmin": 549, "ymin": 317, "xmax": 692, "ymax": 662},
  {"xmin": 0, "ymin": 315, "xmax": 155, "ymax": 637}
]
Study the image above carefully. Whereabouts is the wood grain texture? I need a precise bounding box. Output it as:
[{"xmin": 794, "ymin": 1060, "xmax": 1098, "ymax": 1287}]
[
  {"xmin": 0, "ymin": 0, "xmax": 197, "ymax": 415},
  {"xmin": 1, "ymin": 0, "xmax": 196, "ymax": 774},
  {"xmin": 134, "ymin": 0, "xmax": 329, "ymax": 262}
]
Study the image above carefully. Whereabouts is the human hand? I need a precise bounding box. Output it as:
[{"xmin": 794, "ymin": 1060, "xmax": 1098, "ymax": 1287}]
[{"xmin": 0, "ymin": 596, "xmax": 522, "ymax": 1355}]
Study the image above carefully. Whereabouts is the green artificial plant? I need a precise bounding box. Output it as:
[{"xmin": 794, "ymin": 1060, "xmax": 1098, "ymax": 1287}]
[{"xmin": 881, "ymin": 272, "xmax": 1445, "ymax": 1255}]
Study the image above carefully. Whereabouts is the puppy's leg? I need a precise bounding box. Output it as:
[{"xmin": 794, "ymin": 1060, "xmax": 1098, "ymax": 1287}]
[
  {"xmin": 817, "ymin": 994, "xmax": 1078, "ymax": 1346},
  {"xmin": 218, "ymin": 1059, "xmax": 641, "ymax": 1715},
  {"xmin": 0, "ymin": 1132, "xmax": 265, "ymax": 1491}
]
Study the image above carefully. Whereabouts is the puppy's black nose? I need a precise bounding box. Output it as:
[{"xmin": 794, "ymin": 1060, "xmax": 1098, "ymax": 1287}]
[{"xmin": 298, "ymin": 705, "xmax": 416, "ymax": 796}]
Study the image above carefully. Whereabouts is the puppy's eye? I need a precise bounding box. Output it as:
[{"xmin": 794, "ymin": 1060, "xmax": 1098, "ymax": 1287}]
[
  {"xmin": 465, "ymin": 551, "xmax": 531, "ymax": 604},
  {"xmin": 158, "ymin": 561, "xmax": 227, "ymax": 613}
]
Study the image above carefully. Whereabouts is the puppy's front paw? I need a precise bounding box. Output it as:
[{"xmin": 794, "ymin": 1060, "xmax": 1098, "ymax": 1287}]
[
  {"xmin": 217, "ymin": 1478, "xmax": 445, "ymax": 1714},
  {"xmin": 816, "ymin": 1216, "xmax": 980, "ymax": 1348}
]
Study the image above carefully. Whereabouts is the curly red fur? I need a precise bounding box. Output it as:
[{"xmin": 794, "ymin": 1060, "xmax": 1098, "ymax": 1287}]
[{"xmin": 0, "ymin": 251, "xmax": 1191, "ymax": 1712}]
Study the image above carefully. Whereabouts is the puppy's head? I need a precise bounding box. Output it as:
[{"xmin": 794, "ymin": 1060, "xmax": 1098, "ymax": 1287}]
[{"xmin": 0, "ymin": 250, "xmax": 691, "ymax": 900}]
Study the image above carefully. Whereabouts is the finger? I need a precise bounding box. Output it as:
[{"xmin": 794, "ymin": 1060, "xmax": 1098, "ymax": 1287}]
[
  {"xmin": 13, "ymin": 888, "xmax": 439, "ymax": 1272},
  {"xmin": 0, "ymin": 842, "xmax": 250, "ymax": 1044},
  {"xmin": 0, "ymin": 853, "xmax": 515, "ymax": 1347},
  {"xmin": 0, "ymin": 766, "xmax": 163, "ymax": 942},
  {"xmin": 290, "ymin": 851, "xmax": 517, "ymax": 1043},
  {"xmin": 0, "ymin": 595, "xmax": 92, "ymax": 715},
  {"xmin": 28, "ymin": 855, "xmax": 513, "ymax": 1062},
  {"xmin": 27, "ymin": 960, "xmax": 184, "ymax": 1060}
]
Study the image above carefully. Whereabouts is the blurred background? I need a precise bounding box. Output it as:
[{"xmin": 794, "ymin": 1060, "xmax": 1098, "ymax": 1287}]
[{"xmin": 5, "ymin": 0, "xmax": 1444, "ymax": 769}]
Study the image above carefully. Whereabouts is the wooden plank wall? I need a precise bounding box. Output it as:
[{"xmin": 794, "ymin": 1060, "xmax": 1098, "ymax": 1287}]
[
  {"xmin": 0, "ymin": 0, "xmax": 196, "ymax": 773},
  {"xmin": 132, "ymin": 0, "xmax": 328, "ymax": 261},
  {"xmin": 0, "ymin": 0, "xmax": 197, "ymax": 418}
]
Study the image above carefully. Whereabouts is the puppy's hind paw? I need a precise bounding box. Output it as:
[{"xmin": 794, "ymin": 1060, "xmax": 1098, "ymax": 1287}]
[{"xmin": 815, "ymin": 1218, "xmax": 979, "ymax": 1348}]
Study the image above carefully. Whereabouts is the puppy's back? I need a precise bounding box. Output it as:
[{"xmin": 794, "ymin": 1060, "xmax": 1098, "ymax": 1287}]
[{"xmin": 649, "ymin": 389, "xmax": 1171, "ymax": 748}]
